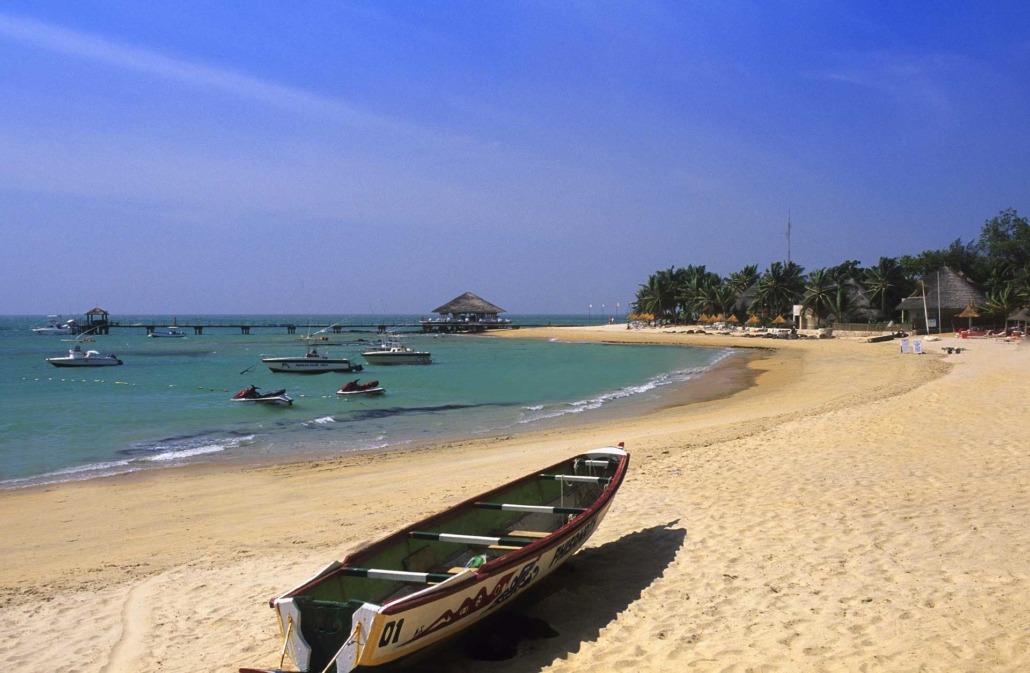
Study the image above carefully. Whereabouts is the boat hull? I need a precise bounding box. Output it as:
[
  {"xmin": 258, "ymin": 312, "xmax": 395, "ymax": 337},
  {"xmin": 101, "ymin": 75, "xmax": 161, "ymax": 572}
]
[
  {"xmin": 46, "ymin": 357, "xmax": 122, "ymax": 367},
  {"xmin": 230, "ymin": 395, "xmax": 293, "ymax": 406},
  {"xmin": 336, "ymin": 387, "xmax": 385, "ymax": 396},
  {"xmin": 262, "ymin": 358, "xmax": 362, "ymax": 374},
  {"xmin": 354, "ymin": 497, "xmax": 615, "ymax": 669},
  {"xmin": 361, "ymin": 352, "xmax": 431, "ymax": 365},
  {"xmin": 251, "ymin": 447, "xmax": 628, "ymax": 673}
]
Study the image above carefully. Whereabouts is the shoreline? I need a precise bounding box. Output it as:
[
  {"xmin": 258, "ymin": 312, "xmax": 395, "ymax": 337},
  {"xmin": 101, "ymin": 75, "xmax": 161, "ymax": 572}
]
[
  {"xmin": 2, "ymin": 327, "xmax": 1028, "ymax": 672},
  {"xmin": 0, "ymin": 331, "xmax": 748, "ymax": 493}
]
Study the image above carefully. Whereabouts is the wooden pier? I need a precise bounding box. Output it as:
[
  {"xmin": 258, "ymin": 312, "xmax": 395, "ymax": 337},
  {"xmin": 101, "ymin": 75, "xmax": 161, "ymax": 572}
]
[{"xmin": 100, "ymin": 321, "xmax": 526, "ymax": 336}]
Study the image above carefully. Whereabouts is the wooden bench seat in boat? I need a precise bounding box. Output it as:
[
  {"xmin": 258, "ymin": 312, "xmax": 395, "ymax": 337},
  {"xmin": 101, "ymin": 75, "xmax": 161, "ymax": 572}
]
[{"xmin": 473, "ymin": 502, "xmax": 586, "ymax": 515}]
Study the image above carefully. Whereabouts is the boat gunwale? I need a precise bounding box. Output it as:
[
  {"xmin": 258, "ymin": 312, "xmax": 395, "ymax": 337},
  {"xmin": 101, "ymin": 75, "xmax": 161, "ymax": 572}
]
[{"xmin": 277, "ymin": 449, "xmax": 629, "ymax": 614}]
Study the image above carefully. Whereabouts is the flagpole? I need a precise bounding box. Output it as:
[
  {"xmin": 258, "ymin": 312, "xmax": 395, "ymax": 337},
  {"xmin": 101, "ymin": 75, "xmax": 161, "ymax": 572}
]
[
  {"xmin": 936, "ymin": 271, "xmax": 942, "ymax": 335},
  {"xmin": 921, "ymin": 281, "xmax": 930, "ymax": 336}
]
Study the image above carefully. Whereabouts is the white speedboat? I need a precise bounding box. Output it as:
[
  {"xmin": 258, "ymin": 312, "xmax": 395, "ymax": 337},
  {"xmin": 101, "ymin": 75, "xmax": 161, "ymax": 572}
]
[
  {"xmin": 31, "ymin": 315, "xmax": 75, "ymax": 336},
  {"xmin": 149, "ymin": 327, "xmax": 186, "ymax": 338},
  {"xmin": 361, "ymin": 338, "xmax": 432, "ymax": 365},
  {"xmin": 261, "ymin": 345, "xmax": 363, "ymax": 374},
  {"xmin": 46, "ymin": 345, "xmax": 123, "ymax": 367}
]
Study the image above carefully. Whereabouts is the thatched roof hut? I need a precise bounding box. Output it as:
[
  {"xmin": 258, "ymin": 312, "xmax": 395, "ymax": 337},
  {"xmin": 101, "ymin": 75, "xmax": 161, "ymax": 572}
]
[
  {"xmin": 423, "ymin": 292, "xmax": 512, "ymax": 332},
  {"xmin": 1007, "ymin": 307, "xmax": 1030, "ymax": 329},
  {"xmin": 432, "ymin": 292, "xmax": 506, "ymax": 318},
  {"xmin": 898, "ymin": 267, "xmax": 987, "ymax": 333}
]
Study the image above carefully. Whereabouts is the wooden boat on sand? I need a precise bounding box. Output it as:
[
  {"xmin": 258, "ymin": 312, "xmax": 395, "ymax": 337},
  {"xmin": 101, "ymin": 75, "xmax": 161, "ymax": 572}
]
[{"xmin": 241, "ymin": 444, "xmax": 629, "ymax": 673}]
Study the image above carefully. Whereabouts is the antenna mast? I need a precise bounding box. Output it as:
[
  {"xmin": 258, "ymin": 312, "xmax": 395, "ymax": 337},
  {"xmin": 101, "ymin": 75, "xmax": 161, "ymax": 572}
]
[{"xmin": 786, "ymin": 209, "xmax": 792, "ymax": 264}]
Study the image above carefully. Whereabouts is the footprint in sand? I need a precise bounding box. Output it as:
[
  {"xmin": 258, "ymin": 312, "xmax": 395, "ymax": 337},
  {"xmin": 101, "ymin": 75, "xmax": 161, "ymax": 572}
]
[{"xmin": 101, "ymin": 577, "xmax": 156, "ymax": 673}]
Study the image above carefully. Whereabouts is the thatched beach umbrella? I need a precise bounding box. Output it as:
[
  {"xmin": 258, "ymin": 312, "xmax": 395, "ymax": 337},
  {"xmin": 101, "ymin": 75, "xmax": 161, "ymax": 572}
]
[
  {"xmin": 698, "ymin": 313, "xmax": 710, "ymax": 324},
  {"xmin": 746, "ymin": 314, "xmax": 761, "ymax": 326},
  {"xmin": 726, "ymin": 314, "xmax": 740, "ymax": 324},
  {"xmin": 1008, "ymin": 307, "xmax": 1030, "ymax": 332},
  {"xmin": 772, "ymin": 314, "xmax": 787, "ymax": 325},
  {"xmin": 957, "ymin": 304, "xmax": 980, "ymax": 330}
]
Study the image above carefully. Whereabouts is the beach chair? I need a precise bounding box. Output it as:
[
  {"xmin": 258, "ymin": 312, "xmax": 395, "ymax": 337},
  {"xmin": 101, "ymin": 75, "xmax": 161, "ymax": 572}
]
[
  {"xmin": 900, "ymin": 339, "xmax": 910, "ymax": 354},
  {"xmin": 913, "ymin": 339, "xmax": 923, "ymax": 354}
]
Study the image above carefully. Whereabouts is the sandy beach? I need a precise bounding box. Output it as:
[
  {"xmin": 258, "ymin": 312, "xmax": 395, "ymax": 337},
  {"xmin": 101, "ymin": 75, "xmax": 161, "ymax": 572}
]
[{"xmin": 1, "ymin": 327, "xmax": 1027, "ymax": 673}]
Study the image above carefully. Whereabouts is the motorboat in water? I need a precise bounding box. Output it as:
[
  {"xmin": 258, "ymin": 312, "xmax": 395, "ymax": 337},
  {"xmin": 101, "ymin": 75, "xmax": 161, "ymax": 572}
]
[
  {"xmin": 31, "ymin": 315, "xmax": 76, "ymax": 336},
  {"xmin": 361, "ymin": 338, "xmax": 431, "ymax": 365},
  {"xmin": 46, "ymin": 344, "xmax": 122, "ymax": 367},
  {"xmin": 149, "ymin": 327, "xmax": 186, "ymax": 338},
  {"xmin": 262, "ymin": 345, "xmax": 364, "ymax": 374},
  {"xmin": 336, "ymin": 379, "xmax": 385, "ymax": 396},
  {"xmin": 231, "ymin": 386, "xmax": 293, "ymax": 407},
  {"xmin": 241, "ymin": 445, "xmax": 629, "ymax": 673}
]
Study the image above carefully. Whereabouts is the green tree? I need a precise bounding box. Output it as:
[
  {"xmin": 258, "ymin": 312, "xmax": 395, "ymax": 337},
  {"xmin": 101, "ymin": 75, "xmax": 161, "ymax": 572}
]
[
  {"xmin": 983, "ymin": 284, "xmax": 1023, "ymax": 324},
  {"xmin": 829, "ymin": 283, "xmax": 857, "ymax": 323},
  {"xmin": 974, "ymin": 208, "xmax": 1030, "ymax": 269},
  {"xmin": 863, "ymin": 257, "xmax": 909, "ymax": 319},
  {"xmin": 673, "ymin": 265, "xmax": 721, "ymax": 321},
  {"xmin": 802, "ymin": 268, "xmax": 838, "ymax": 326},
  {"xmin": 828, "ymin": 260, "xmax": 863, "ymax": 283},
  {"xmin": 899, "ymin": 239, "xmax": 978, "ymax": 280},
  {"xmin": 634, "ymin": 271, "xmax": 674, "ymax": 321},
  {"xmin": 706, "ymin": 281, "xmax": 739, "ymax": 319},
  {"xmin": 751, "ymin": 261, "xmax": 806, "ymax": 319},
  {"xmin": 726, "ymin": 264, "xmax": 759, "ymax": 295}
]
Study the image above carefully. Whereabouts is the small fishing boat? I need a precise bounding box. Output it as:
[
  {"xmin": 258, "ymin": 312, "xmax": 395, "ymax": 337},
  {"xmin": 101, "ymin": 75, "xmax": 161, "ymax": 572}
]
[
  {"xmin": 149, "ymin": 327, "xmax": 186, "ymax": 338},
  {"xmin": 231, "ymin": 386, "xmax": 293, "ymax": 407},
  {"xmin": 46, "ymin": 344, "xmax": 122, "ymax": 367},
  {"xmin": 31, "ymin": 315, "xmax": 75, "ymax": 336},
  {"xmin": 262, "ymin": 345, "xmax": 363, "ymax": 374},
  {"xmin": 361, "ymin": 338, "xmax": 431, "ymax": 365},
  {"xmin": 336, "ymin": 379, "xmax": 385, "ymax": 396},
  {"xmin": 241, "ymin": 445, "xmax": 628, "ymax": 673}
]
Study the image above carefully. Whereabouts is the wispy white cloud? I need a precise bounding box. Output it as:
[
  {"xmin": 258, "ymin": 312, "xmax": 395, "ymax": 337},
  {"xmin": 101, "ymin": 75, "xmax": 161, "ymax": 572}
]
[
  {"xmin": 814, "ymin": 50, "xmax": 965, "ymax": 127},
  {"xmin": 0, "ymin": 12, "xmax": 385, "ymax": 127}
]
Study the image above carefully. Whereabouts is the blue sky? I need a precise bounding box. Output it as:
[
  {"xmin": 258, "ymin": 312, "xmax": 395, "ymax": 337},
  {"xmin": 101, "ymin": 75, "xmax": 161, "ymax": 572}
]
[{"xmin": 1, "ymin": 2, "xmax": 1027, "ymax": 315}]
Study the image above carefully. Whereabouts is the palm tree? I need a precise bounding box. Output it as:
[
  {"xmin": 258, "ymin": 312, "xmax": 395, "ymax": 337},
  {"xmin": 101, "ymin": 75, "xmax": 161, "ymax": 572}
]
[
  {"xmin": 634, "ymin": 273, "xmax": 670, "ymax": 322},
  {"xmin": 863, "ymin": 257, "xmax": 907, "ymax": 320},
  {"xmin": 672, "ymin": 265, "xmax": 713, "ymax": 322},
  {"xmin": 635, "ymin": 267, "xmax": 681, "ymax": 323},
  {"xmin": 1015, "ymin": 262, "xmax": 1030, "ymax": 304},
  {"xmin": 713, "ymin": 283, "xmax": 740, "ymax": 319},
  {"xmin": 726, "ymin": 265, "xmax": 759, "ymax": 295},
  {"xmin": 751, "ymin": 261, "xmax": 806, "ymax": 319},
  {"xmin": 671, "ymin": 263, "xmax": 704, "ymax": 321},
  {"xmin": 802, "ymin": 268, "xmax": 838, "ymax": 327},
  {"xmin": 984, "ymin": 284, "xmax": 1022, "ymax": 324},
  {"xmin": 829, "ymin": 283, "xmax": 857, "ymax": 323}
]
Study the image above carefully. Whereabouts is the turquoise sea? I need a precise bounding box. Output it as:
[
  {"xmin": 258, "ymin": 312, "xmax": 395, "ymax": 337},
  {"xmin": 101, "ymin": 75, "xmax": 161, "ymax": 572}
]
[{"xmin": 0, "ymin": 315, "xmax": 735, "ymax": 490}]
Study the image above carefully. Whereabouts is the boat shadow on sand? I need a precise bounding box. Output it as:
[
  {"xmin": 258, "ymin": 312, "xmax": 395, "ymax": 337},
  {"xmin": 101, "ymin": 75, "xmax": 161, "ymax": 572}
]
[{"xmin": 412, "ymin": 520, "xmax": 687, "ymax": 672}]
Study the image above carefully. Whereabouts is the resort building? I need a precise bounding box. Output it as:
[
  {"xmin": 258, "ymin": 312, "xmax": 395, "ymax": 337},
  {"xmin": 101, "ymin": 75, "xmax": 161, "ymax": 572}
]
[
  {"xmin": 420, "ymin": 292, "xmax": 513, "ymax": 333},
  {"xmin": 898, "ymin": 266, "xmax": 987, "ymax": 334},
  {"xmin": 83, "ymin": 307, "xmax": 112, "ymax": 334}
]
